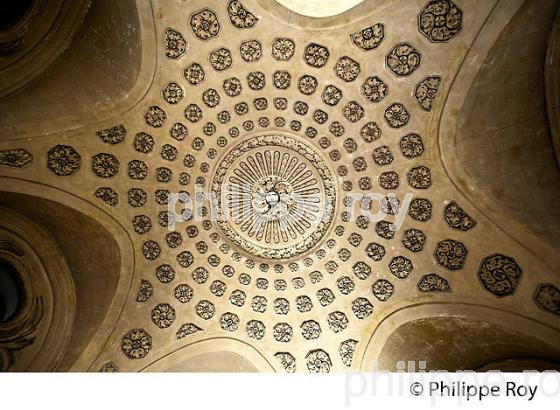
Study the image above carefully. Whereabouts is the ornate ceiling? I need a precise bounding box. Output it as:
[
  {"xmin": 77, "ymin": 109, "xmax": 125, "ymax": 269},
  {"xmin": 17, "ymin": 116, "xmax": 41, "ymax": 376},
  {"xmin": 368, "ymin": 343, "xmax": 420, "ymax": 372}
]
[{"xmin": 0, "ymin": 0, "xmax": 559, "ymax": 373}]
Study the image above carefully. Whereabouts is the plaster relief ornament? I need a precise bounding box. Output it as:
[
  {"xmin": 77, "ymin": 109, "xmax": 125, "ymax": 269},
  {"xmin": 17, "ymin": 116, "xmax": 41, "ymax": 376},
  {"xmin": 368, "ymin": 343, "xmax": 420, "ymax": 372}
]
[
  {"xmin": 272, "ymin": 38, "xmax": 295, "ymax": 61},
  {"xmin": 478, "ymin": 254, "xmax": 523, "ymax": 297},
  {"xmin": 174, "ymin": 284, "xmax": 193, "ymax": 303},
  {"xmin": 190, "ymin": 9, "xmax": 220, "ymax": 41},
  {"xmin": 251, "ymin": 296, "xmax": 267, "ymax": 313},
  {"xmin": 301, "ymin": 320, "xmax": 321, "ymax": 340},
  {"xmin": 273, "ymin": 71, "xmax": 291, "ymax": 89},
  {"xmin": 361, "ymin": 76, "xmax": 388, "ymax": 103},
  {"xmin": 176, "ymin": 250, "xmax": 194, "ymax": 268},
  {"xmin": 296, "ymin": 295, "xmax": 313, "ymax": 312},
  {"xmin": 162, "ymin": 82, "xmax": 184, "ymax": 104},
  {"xmin": 402, "ymin": 229, "xmax": 426, "ymax": 252},
  {"xmin": 176, "ymin": 323, "xmax": 203, "ymax": 340},
  {"xmin": 230, "ymin": 290, "xmax": 246, "ymax": 306},
  {"xmin": 378, "ymin": 171, "xmax": 398, "ymax": 189},
  {"xmin": 376, "ymin": 221, "xmax": 395, "ymax": 239},
  {"xmin": 246, "ymin": 320, "xmax": 265, "ymax": 339},
  {"xmin": 407, "ymin": 165, "xmax": 432, "ymax": 189},
  {"xmin": 99, "ymin": 362, "xmax": 118, "ymax": 372},
  {"xmin": 273, "ymin": 322, "xmax": 293, "ymax": 342},
  {"xmin": 184, "ymin": 62, "xmax": 205, "ymax": 85},
  {"xmin": 334, "ymin": 56, "xmax": 360, "ymax": 82},
  {"xmin": 96, "ymin": 124, "xmax": 126, "ymax": 144},
  {"xmin": 165, "ymin": 28, "xmax": 187, "ymax": 58},
  {"xmin": 128, "ymin": 188, "xmax": 147, "ymax": 208},
  {"xmin": 94, "ymin": 187, "xmax": 118, "ymax": 206},
  {"xmin": 339, "ymin": 339, "xmax": 358, "ymax": 367},
  {"xmin": 47, "ymin": 145, "xmax": 81, "ymax": 176},
  {"xmin": 384, "ymin": 103, "xmax": 410, "ymax": 128},
  {"xmin": 184, "ymin": 103, "xmax": 203, "ymax": 122},
  {"xmin": 327, "ymin": 311, "xmax": 349, "ymax": 333},
  {"xmin": 134, "ymin": 132, "xmax": 154, "ymax": 153},
  {"xmin": 136, "ymin": 280, "xmax": 153, "ymax": 303},
  {"xmin": 351, "ymin": 297, "xmax": 373, "ymax": 319},
  {"xmin": 366, "ymin": 242, "xmax": 386, "ymax": 261},
  {"xmin": 240, "ymin": 39, "xmax": 262, "ymax": 62},
  {"xmin": 409, "ymin": 198, "xmax": 432, "ymax": 221},
  {"xmin": 145, "ymin": 105, "xmax": 166, "ymax": 128},
  {"xmin": 399, "ymin": 133, "xmax": 424, "ymax": 158},
  {"xmin": 151, "ymin": 303, "xmax": 176, "ymax": 329},
  {"xmin": 227, "ymin": 1, "xmax": 258, "ymax": 29},
  {"xmin": 338, "ymin": 277, "xmax": 356, "ymax": 295},
  {"xmin": 211, "ymin": 135, "xmax": 336, "ymax": 259},
  {"xmin": 247, "ymin": 72, "xmax": 265, "ymax": 90},
  {"xmin": 222, "ymin": 77, "xmax": 243, "ymax": 97},
  {"xmin": 298, "ymin": 75, "xmax": 317, "ymax": 96},
  {"xmin": 254, "ymin": 97, "xmax": 268, "ymax": 111},
  {"xmin": 142, "ymin": 240, "xmax": 160, "ymax": 260},
  {"xmin": 434, "ymin": 239, "xmax": 468, "ymax": 271},
  {"xmin": 444, "ymin": 201, "xmax": 477, "ymax": 231},
  {"xmin": 121, "ymin": 329, "xmax": 152, "ymax": 359},
  {"xmin": 0, "ymin": 148, "xmax": 32, "ymax": 168},
  {"xmin": 322, "ymin": 84, "xmax": 343, "ymax": 106},
  {"xmin": 210, "ymin": 280, "xmax": 226, "ymax": 297},
  {"xmin": 418, "ymin": 0, "xmax": 462, "ymax": 42},
  {"xmin": 342, "ymin": 101, "xmax": 364, "ymax": 122},
  {"xmin": 274, "ymin": 297, "xmax": 290, "ymax": 315},
  {"xmin": 155, "ymin": 264, "xmax": 175, "ymax": 283},
  {"xmin": 304, "ymin": 43, "xmax": 330, "ymax": 68},
  {"xmin": 372, "ymin": 146, "xmax": 393, "ymax": 165},
  {"xmin": 195, "ymin": 300, "xmax": 215, "ymax": 320},
  {"xmin": 372, "ymin": 279, "xmax": 394, "ymax": 301},
  {"xmin": 273, "ymin": 97, "xmax": 288, "ymax": 110},
  {"xmin": 305, "ymin": 349, "xmax": 332, "ymax": 373},
  {"xmin": 386, "ymin": 43, "xmax": 421, "ymax": 76},
  {"xmin": 534, "ymin": 284, "xmax": 560, "ymax": 315},
  {"xmin": 389, "ymin": 256, "xmax": 413, "ymax": 279},
  {"xmin": 417, "ymin": 273, "xmax": 451, "ymax": 292},
  {"xmin": 92, "ymin": 153, "xmax": 119, "ymax": 178},
  {"xmin": 275, "ymin": 352, "xmax": 296, "ymax": 373},
  {"xmin": 415, "ymin": 75, "xmax": 442, "ymax": 111},
  {"xmin": 220, "ymin": 312, "xmax": 240, "ymax": 331},
  {"xmin": 128, "ymin": 160, "xmax": 148, "ymax": 180},
  {"xmin": 203, "ymin": 88, "xmax": 221, "ymax": 107},
  {"xmin": 352, "ymin": 261, "xmax": 372, "ymax": 280},
  {"xmin": 209, "ymin": 47, "xmax": 233, "ymax": 71},
  {"xmin": 350, "ymin": 23, "xmax": 384, "ymax": 51},
  {"xmin": 361, "ymin": 122, "xmax": 381, "ymax": 142}
]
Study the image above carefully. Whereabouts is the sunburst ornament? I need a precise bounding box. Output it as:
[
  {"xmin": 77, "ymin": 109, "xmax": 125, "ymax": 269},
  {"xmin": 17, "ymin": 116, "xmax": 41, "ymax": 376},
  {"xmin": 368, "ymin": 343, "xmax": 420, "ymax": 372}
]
[{"xmin": 211, "ymin": 134, "xmax": 336, "ymax": 259}]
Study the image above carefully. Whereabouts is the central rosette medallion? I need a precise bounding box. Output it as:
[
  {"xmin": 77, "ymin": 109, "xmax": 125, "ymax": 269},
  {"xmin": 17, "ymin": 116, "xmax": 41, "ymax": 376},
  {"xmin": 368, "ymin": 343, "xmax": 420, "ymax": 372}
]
[{"xmin": 211, "ymin": 134, "xmax": 336, "ymax": 259}]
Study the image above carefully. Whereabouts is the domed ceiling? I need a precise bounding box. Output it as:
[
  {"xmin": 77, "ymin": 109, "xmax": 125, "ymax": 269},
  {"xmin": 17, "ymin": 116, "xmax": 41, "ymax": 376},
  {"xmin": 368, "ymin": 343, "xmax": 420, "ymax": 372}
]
[{"xmin": 0, "ymin": 0, "xmax": 559, "ymax": 373}]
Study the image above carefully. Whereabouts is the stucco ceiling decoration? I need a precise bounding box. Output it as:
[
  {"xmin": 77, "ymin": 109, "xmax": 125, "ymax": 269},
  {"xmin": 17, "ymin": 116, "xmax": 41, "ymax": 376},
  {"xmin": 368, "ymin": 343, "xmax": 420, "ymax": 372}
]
[{"xmin": 0, "ymin": 0, "xmax": 559, "ymax": 373}]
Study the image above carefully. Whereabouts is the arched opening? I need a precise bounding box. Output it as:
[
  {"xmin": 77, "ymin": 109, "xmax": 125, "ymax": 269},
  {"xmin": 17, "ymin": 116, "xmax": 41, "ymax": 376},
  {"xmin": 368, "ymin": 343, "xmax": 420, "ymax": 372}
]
[
  {"xmin": 0, "ymin": 0, "xmax": 34, "ymax": 30},
  {"xmin": 0, "ymin": 259, "xmax": 24, "ymax": 323}
]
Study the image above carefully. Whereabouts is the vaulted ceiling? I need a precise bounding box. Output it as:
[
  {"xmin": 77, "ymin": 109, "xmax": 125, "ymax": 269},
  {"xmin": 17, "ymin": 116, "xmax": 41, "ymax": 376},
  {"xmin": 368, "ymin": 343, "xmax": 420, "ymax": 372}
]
[{"xmin": 0, "ymin": 0, "xmax": 559, "ymax": 373}]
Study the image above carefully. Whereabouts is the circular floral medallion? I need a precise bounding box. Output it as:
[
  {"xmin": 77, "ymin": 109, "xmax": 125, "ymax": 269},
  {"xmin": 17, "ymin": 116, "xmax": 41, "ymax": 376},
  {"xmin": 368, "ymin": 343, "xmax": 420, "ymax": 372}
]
[
  {"xmin": 47, "ymin": 145, "xmax": 81, "ymax": 176},
  {"xmin": 211, "ymin": 134, "xmax": 336, "ymax": 259},
  {"xmin": 418, "ymin": 0, "xmax": 462, "ymax": 42},
  {"xmin": 190, "ymin": 8, "xmax": 220, "ymax": 41},
  {"xmin": 121, "ymin": 328, "xmax": 152, "ymax": 359}
]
